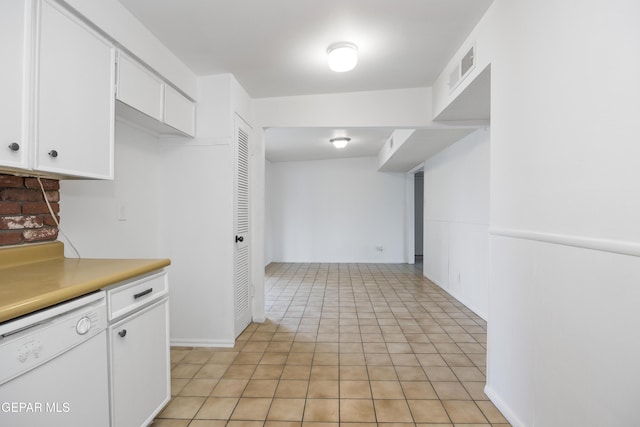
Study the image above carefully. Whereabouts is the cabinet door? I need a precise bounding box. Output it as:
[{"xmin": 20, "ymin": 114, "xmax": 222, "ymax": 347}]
[
  {"xmin": 116, "ymin": 52, "xmax": 164, "ymax": 121},
  {"xmin": 35, "ymin": 0, "xmax": 115, "ymax": 179},
  {"xmin": 164, "ymin": 85, "xmax": 196, "ymax": 137},
  {"xmin": 0, "ymin": 0, "xmax": 32, "ymax": 170},
  {"xmin": 109, "ymin": 299, "xmax": 170, "ymax": 427},
  {"xmin": 234, "ymin": 115, "xmax": 252, "ymax": 337}
]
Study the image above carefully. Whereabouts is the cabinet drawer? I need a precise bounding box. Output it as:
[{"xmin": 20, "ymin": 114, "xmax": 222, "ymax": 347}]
[{"xmin": 106, "ymin": 271, "xmax": 168, "ymax": 320}]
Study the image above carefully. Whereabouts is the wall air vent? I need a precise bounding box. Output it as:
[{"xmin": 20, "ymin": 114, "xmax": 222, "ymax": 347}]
[
  {"xmin": 461, "ymin": 45, "xmax": 475, "ymax": 78},
  {"xmin": 449, "ymin": 44, "xmax": 476, "ymax": 93}
]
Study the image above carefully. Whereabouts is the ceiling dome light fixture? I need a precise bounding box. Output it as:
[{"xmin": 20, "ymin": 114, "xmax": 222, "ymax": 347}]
[
  {"xmin": 330, "ymin": 137, "xmax": 351, "ymax": 149},
  {"xmin": 327, "ymin": 42, "xmax": 358, "ymax": 72}
]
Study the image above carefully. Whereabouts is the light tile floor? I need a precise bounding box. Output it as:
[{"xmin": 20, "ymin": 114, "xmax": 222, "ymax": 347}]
[{"xmin": 152, "ymin": 263, "xmax": 510, "ymax": 426}]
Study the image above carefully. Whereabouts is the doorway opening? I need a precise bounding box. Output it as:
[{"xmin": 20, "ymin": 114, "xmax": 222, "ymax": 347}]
[{"xmin": 414, "ymin": 171, "xmax": 424, "ymax": 268}]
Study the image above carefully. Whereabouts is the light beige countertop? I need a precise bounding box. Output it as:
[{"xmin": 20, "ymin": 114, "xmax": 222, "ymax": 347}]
[{"xmin": 0, "ymin": 241, "xmax": 170, "ymax": 323}]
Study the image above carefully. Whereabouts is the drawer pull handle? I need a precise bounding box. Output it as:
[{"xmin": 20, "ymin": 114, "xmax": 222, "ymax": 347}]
[
  {"xmin": 118, "ymin": 329, "xmax": 127, "ymax": 338},
  {"xmin": 133, "ymin": 288, "xmax": 153, "ymax": 299}
]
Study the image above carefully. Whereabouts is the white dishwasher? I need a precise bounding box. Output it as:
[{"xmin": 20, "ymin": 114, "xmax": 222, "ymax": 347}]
[{"xmin": 0, "ymin": 291, "xmax": 109, "ymax": 427}]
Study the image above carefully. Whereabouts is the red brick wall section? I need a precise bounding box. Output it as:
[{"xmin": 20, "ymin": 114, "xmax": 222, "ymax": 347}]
[{"xmin": 0, "ymin": 174, "xmax": 60, "ymax": 246}]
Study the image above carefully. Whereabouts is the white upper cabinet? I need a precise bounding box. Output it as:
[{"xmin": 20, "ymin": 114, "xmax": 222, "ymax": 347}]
[
  {"xmin": 0, "ymin": 0, "xmax": 115, "ymax": 179},
  {"xmin": 0, "ymin": 0, "xmax": 195, "ymax": 179},
  {"xmin": 164, "ymin": 85, "xmax": 196, "ymax": 137},
  {"xmin": 0, "ymin": 0, "xmax": 32, "ymax": 171},
  {"xmin": 34, "ymin": 0, "xmax": 115, "ymax": 179},
  {"xmin": 115, "ymin": 51, "xmax": 196, "ymax": 138},
  {"xmin": 116, "ymin": 52, "xmax": 163, "ymax": 121}
]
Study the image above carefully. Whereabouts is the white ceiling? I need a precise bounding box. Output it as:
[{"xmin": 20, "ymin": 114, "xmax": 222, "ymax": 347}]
[
  {"xmin": 118, "ymin": 0, "xmax": 493, "ymax": 167},
  {"xmin": 265, "ymin": 128, "xmax": 392, "ymax": 163}
]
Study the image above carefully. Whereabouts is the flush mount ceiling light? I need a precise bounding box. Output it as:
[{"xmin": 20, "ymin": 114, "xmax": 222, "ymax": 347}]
[
  {"xmin": 330, "ymin": 137, "xmax": 351, "ymax": 149},
  {"xmin": 327, "ymin": 42, "xmax": 358, "ymax": 72}
]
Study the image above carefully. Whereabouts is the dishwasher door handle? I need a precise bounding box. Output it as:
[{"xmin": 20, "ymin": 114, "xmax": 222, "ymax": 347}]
[{"xmin": 133, "ymin": 288, "xmax": 153, "ymax": 300}]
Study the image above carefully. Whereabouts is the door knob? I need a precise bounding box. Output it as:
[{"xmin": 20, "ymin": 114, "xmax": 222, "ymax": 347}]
[
  {"xmin": 235, "ymin": 235, "xmax": 244, "ymax": 243},
  {"xmin": 118, "ymin": 329, "xmax": 127, "ymax": 338},
  {"xmin": 8, "ymin": 143, "xmax": 20, "ymax": 151},
  {"xmin": 48, "ymin": 150, "xmax": 58, "ymax": 158}
]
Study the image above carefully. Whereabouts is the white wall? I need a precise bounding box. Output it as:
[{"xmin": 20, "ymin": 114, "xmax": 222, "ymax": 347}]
[
  {"xmin": 433, "ymin": 1, "xmax": 640, "ymax": 425},
  {"xmin": 194, "ymin": 74, "xmax": 265, "ymax": 329},
  {"xmin": 60, "ymin": 120, "xmax": 234, "ymax": 347},
  {"xmin": 264, "ymin": 159, "xmax": 274, "ymax": 266},
  {"xmin": 422, "ymin": 128, "xmax": 489, "ymax": 318},
  {"xmin": 159, "ymin": 139, "xmax": 235, "ymax": 347},
  {"xmin": 254, "ymin": 87, "xmax": 437, "ymax": 273},
  {"xmin": 267, "ymin": 156, "xmax": 406, "ymax": 263},
  {"xmin": 62, "ymin": 73, "xmax": 256, "ymax": 347},
  {"xmin": 250, "ymin": 128, "xmax": 267, "ymax": 322},
  {"xmin": 60, "ymin": 121, "xmax": 163, "ymax": 259},
  {"xmin": 158, "ymin": 74, "xmax": 254, "ymax": 346}
]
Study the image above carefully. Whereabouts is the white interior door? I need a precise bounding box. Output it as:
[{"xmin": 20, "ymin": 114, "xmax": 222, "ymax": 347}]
[{"xmin": 234, "ymin": 114, "xmax": 252, "ymax": 337}]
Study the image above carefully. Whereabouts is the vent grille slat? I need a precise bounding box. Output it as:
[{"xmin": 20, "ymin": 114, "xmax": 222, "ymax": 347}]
[
  {"xmin": 236, "ymin": 127, "xmax": 249, "ymax": 234},
  {"xmin": 235, "ymin": 246, "xmax": 250, "ymax": 319}
]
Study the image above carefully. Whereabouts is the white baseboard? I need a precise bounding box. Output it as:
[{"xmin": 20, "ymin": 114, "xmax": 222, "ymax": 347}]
[
  {"xmin": 170, "ymin": 338, "xmax": 235, "ymax": 348},
  {"xmin": 484, "ymin": 384, "xmax": 527, "ymax": 427},
  {"xmin": 425, "ymin": 274, "xmax": 488, "ymax": 321}
]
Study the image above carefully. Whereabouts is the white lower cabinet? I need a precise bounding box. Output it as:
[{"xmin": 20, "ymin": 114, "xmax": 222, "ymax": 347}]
[{"xmin": 106, "ymin": 272, "xmax": 170, "ymax": 427}]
